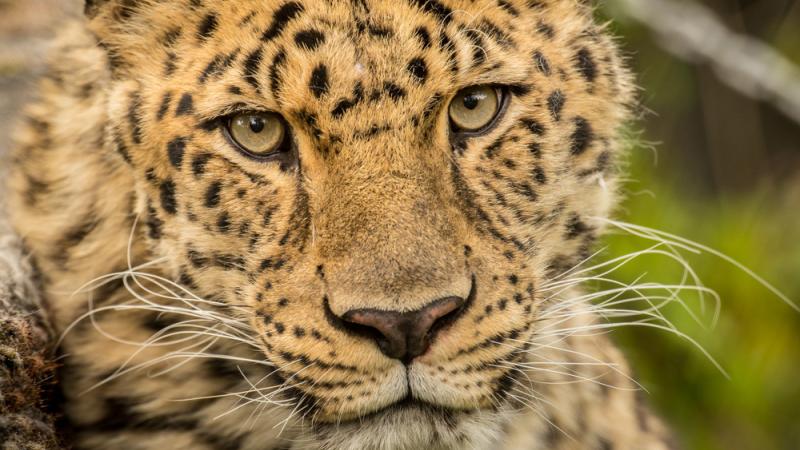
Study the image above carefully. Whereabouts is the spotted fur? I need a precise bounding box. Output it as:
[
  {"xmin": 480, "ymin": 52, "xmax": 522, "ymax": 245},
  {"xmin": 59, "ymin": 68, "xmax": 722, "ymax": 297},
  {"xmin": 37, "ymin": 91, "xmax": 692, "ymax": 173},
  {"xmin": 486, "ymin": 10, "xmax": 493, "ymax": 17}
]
[{"xmin": 8, "ymin": 0, "xmax": 675, "ymax": 449}]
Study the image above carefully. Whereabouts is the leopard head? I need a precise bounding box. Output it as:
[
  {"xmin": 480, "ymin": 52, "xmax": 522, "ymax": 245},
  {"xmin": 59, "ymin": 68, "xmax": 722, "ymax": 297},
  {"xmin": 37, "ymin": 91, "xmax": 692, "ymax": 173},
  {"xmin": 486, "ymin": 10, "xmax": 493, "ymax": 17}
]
[{"xmin": 86, "ymin": 0, "xmax": 632, "ymax": 446}]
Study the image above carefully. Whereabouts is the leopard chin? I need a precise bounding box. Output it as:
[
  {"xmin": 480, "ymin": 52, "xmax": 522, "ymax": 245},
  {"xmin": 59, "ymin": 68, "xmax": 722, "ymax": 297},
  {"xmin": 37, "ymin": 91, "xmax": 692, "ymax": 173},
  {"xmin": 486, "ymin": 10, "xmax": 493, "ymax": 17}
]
[{"xmin": 301, "ymin": 400, "xmax": 511, "ymax": 450}]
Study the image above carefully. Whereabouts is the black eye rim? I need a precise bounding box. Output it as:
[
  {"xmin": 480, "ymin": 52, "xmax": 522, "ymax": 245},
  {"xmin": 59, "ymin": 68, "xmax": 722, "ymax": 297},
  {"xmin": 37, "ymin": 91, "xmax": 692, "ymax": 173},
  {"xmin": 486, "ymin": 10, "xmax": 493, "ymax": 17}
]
[
  {"xmin": 221, "ymin": 111, "xmax": 295, "ymax": 162},
  {"xmin": 448, "ymin": 85, "xmax": 510, "ymax": 140}
]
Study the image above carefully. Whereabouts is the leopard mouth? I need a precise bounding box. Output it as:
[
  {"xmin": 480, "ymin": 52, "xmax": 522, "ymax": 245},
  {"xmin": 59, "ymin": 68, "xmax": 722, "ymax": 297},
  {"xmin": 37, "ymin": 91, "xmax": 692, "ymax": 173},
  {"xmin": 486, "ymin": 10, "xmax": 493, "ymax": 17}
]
[{"xmin": 346, "ymin": 393, "xmax": 462, "ymax": 424}]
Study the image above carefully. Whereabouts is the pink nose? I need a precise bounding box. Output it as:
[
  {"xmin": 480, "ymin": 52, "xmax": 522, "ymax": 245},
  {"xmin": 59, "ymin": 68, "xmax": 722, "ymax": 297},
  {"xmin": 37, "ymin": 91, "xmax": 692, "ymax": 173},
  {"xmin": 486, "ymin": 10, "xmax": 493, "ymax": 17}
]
[{"xmin": 340, "ymin": 296, "xmax": 466, "ymax": 362}]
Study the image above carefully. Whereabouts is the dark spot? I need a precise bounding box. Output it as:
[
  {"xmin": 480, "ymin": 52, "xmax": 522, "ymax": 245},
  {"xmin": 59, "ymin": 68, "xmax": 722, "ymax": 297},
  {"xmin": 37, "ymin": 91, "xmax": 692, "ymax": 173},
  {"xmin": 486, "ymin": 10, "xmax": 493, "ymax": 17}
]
[
  {"xmin": 331, "ymin": 82, "xmax": 364, "ymax": 118},
  {"xmin": 163, "ymin": 27, "xmax": 182, "ymax": 47},
  {"xmin": 243, "ymin": 47, "xmax": 264, "ymax": 89},
  {"xmin": 508, "ymin": 84, "xmax": 532, "ymax": 97},
  {"xmin": 157, "ymin": 92, "xmax": 172, "ymax": 121},
  {"xmin": 217, "ymin": 212, "xmax": 231, "ymax": 233},
  {"xmin": 533, "ymin": 166, "xmax": 547, "ymax": 184},
  {"xmin": 463, "ymin": 29, "xmax": 486, "ymax": 66},
  {"xmin": 438, "ymin": 32, "xmax": 458, "ymax": 73},
  {"xmin": 576, "ymin": 48, "xmax": 597, "ymax": 82},
  {"xmin": 127, "ymin": 91, "xmax": 143, "ymax": 145},
  {"xmin": 479, "ymin": 19, "xmax": 513, "ymax": 48},
  {"xmin": 262, "ymin": 2, "xmax": 305, "ymax": 41},
  {"xmin": 176, "ymin": 93, "xmax": 194, "ymax": 116},
  {"xmin": 537, "ymin": 20, "xmax": 555, "ymax": 39},
  {"xmin": 188, "ymin": 250, "xmax": 208, "ymax": 268},
  {"xmin": 413, "ymin": 26, "xmax": 431, "ymax": 49},
  {"xmin": 114, "ymin": 134, "xmax": 131, "ymax": 164},
  {"xmin": 409, "ymin": 0, "xmax": 453, "ymax": 24},
  {"xmin": 484, "ymin": 138, "xmax": 503, "ymax": 159},
  {"xmin": 167, "ymin": 137, "xmax": 187, "ymax": 168},
  {"xmin": 533, "ymin": 51, "xmax": 551, "ymax": 76},
  {"xmin": 547, "ymin": 90, "xmax": 564, "ymax": 121},
  {"xmin": 565, "ymin": 213, "xmax": 591, "ymax": 239},
  {"xmin": 198, "ymin": 118, "xmax": 219, "ymax": 132},
  {"xmin": 295, "ymin": 29, "xmax": 326, "ymax": 50},
  {"xmin": 384, "ymin": 82, "xmax": 406, "ymax": 101},
  {"xmin": 570, "ymin": 117, "xmax": 594, "ymax": 155},
  {"xmin": 205, "ymin": 181, "xmax": 222, "ymax": 208},
  {"xmin": 215, "ymin": 254, "xmax": 245, "ymax": 271},
  {"xmin": 199, "ymin": 50, "xmax": 240, "ymax": 83},
  {"xmin": 146, "ymin": 204, "xmax": 163, "ymax": 239},
  {"xmin": 367, "ymin": 24, "xmax": 393, "ymax": 38},
  {"xmin": 521, "ymin": 118, "xmax": 545, "ymax": 136},
  {"xmin": 296, "ymin": 109, "xmax": 322, "ymax": 140},
  {"xmin": 310, "ymin": 64, "xmax": 329, "ymax": 98},
  {"xmin": 192, "ymin": 153, "xmax": 212, "ymax": 176},
  {"xmin": 163, "ymin": 52, "xmax": 178, "ymax": 77},
  {"xmin": 269, "ymin": 49, "xmax": 288, "ymax": 95},
  {"xmin": 160, "ymin": 180, "xmax": 177, "ymax": 214},
  {"xmin": 498, "ymin": 0, "xmax": 519, "ymax": 16},
  {"xmin": 407, "ymin": 57, "xmax": 428, "ymax": 83},
  {"xmin": 197, "ymin": 13, "xmax": 219, "ymax": 40}
]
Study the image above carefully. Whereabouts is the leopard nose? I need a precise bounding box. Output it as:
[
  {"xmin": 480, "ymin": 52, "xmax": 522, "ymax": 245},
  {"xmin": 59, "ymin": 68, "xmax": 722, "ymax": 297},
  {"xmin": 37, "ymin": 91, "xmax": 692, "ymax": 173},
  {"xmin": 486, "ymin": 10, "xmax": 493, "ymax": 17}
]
[{"xmin": 341, "ymin": 296, "xmax": 466, "ymax": 363}]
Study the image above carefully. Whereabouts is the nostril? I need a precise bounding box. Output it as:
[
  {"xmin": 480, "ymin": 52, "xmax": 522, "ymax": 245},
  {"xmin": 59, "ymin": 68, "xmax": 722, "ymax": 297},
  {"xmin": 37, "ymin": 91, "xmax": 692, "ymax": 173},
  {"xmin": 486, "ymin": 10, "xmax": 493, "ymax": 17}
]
[
  {"xmin": 405, "ymin": 296, "xmax": 465, "ymax": 360},
  {"xmin": 340, "ymin": 308, "xmax": 407, "ymax": 359},
  {"xmin": 339, "ymin": 295, "xmax": 468, "ymax": 362},
  {"xmin": 426, "ymin": 296, "xmax": 467, "ymax": 340}
]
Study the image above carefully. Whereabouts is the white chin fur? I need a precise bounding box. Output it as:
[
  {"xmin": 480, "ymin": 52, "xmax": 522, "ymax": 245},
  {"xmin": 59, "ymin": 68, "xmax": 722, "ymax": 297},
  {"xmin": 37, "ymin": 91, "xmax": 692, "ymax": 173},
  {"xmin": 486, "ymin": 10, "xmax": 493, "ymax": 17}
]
[{"xmin": 294, "ymin": 403, "xmax": 512, "ymax": 450}]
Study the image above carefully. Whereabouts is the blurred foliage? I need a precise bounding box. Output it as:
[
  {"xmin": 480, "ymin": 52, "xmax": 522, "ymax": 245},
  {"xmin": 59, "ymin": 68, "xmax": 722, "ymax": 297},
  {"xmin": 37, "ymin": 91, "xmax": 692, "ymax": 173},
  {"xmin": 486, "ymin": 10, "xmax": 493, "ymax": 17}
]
[
  {"xmin": 605, "ymin": 151, "xmax": 800, "ymax": 450},
  {"xmin": 597, "ymin": 2, "xmax": 800, "ymax": 449}
]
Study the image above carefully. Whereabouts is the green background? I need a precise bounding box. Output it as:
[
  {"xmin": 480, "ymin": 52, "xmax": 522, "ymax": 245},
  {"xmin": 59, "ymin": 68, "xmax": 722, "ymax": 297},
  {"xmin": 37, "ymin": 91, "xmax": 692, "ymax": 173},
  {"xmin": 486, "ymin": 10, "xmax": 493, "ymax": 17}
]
[{"xmin": 598, "ymin": 2, "xmax": 800, "ymax": 449}]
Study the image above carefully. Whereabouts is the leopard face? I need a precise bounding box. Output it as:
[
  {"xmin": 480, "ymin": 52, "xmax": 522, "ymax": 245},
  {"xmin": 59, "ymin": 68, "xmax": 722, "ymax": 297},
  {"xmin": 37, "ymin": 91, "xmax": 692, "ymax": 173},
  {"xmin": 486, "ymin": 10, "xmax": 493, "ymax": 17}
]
[{"xmin": 87, "ymin": 0, "xmax": 632, "ymax": 446}]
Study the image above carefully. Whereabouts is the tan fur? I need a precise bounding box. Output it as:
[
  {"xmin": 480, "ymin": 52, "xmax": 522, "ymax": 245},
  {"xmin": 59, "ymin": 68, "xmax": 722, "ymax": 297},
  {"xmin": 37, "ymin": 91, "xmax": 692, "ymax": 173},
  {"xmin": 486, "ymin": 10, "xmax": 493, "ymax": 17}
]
[{"xmin": 8, "ymin": 0, "xmax": 675, "ymax": 448}]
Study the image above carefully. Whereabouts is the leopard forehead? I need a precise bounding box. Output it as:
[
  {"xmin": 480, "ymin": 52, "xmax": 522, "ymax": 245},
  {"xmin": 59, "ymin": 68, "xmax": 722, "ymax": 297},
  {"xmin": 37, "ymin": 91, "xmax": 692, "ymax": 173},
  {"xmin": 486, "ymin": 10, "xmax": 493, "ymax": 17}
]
[
  {"xmin": 94, "ymin": 0, "xmax": 616, "ymax": 124},
  {"xmin": 83, "ymin": 0, "xmax": 633, "ymax": 439}
]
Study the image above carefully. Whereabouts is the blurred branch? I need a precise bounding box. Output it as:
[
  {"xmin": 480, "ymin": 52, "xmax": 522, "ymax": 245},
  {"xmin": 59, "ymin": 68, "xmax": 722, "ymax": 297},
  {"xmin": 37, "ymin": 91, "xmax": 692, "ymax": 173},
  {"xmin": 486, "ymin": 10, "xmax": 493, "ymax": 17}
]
[{"xmin": 612, "ymin": 0, "xmax": 800, "ymax": 125}]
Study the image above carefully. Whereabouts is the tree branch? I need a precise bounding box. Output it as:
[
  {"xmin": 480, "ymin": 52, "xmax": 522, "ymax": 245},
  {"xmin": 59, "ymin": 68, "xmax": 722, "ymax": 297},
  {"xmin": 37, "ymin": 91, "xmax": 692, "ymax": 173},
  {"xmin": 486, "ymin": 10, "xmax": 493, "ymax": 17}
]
[{"xmin": 611, "ymin": 0, "xmax": 800, "ymax": 125}]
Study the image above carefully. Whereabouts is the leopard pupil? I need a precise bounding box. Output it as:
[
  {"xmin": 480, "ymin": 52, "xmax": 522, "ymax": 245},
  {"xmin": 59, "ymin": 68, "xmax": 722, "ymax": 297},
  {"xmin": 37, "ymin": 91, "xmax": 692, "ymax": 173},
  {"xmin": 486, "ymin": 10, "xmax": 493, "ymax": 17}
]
[
  {"xmin": 249, "ymin": 117, "xmax": 265, "ymax": 133},
  {"xmin": 463, "ymin": 94, "xmax": 480, "ymax": 110}
]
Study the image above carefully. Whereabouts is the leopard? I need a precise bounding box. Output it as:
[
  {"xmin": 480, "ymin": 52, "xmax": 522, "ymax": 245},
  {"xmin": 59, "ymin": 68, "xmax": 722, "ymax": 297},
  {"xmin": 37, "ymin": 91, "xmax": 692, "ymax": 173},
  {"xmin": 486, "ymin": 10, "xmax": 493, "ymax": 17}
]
[{"xmin": 6, "ymin": 0, "xmax": 678, "ymax": 449}]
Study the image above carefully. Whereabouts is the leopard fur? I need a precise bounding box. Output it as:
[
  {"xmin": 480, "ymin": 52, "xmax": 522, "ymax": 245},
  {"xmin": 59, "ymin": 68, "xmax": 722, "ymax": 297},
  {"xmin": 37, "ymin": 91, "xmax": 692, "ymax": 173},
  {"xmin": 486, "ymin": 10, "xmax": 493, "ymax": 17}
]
[{"xmin": 7, "ymin": 0, "xmax": 676, "ymax": 448}]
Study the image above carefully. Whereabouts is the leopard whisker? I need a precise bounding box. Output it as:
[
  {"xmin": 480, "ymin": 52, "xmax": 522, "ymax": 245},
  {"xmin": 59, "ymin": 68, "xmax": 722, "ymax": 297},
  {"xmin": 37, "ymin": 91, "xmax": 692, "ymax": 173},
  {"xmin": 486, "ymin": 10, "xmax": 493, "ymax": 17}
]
[
  {"xmin": 592, "ymin": 217, "xmax": 798, "ymax": 312},
  {"xmin": 214, "ymin": 361, "xmax": 310, "ymax": 422},
  {"xmin": 533, "ymin": 319, "xmax": 729, "ymax": 377}
]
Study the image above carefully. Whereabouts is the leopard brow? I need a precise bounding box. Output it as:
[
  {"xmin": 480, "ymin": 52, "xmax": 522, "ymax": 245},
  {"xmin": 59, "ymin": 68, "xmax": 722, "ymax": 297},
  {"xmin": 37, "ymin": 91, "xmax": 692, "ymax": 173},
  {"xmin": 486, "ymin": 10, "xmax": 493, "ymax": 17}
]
[{"xmin": 207, "ymin": 102, "xmax": 279, "ymax": 121}]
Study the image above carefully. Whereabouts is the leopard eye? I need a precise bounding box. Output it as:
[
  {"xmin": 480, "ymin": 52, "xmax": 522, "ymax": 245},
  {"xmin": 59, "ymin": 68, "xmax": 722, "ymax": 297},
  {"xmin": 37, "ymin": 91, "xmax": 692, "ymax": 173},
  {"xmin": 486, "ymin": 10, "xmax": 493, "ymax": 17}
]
[
  {"xmin": 448, "ymin": 86, "xmax": 501, "ymax": 132},
  {"xmin": 226, "ymin": 112, "xmax": 286, "ymax": 158}
]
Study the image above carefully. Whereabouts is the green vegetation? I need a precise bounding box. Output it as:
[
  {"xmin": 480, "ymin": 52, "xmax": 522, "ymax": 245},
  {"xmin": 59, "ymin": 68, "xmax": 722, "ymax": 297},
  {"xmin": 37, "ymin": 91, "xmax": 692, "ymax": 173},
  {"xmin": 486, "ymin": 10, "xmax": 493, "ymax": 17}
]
[
  {"xmin": 591, "ymin": 4, "xmax": 800, "ymax": 447},
  {"xmin": 604, "ymin": 151, "xmax": 800, "ymax": 450}
]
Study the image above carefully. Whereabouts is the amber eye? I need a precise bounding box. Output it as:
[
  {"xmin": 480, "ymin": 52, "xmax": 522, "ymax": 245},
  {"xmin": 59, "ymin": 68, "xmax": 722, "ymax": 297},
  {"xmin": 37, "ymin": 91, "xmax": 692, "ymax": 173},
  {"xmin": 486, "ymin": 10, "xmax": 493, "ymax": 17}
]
[
  {"xmin": 226, "ymin": 112, "xmax": 287, "ymax": 158},
  {"xmin": 448, "ymin": 86, "xmax": 502, "ymax": 132}
]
